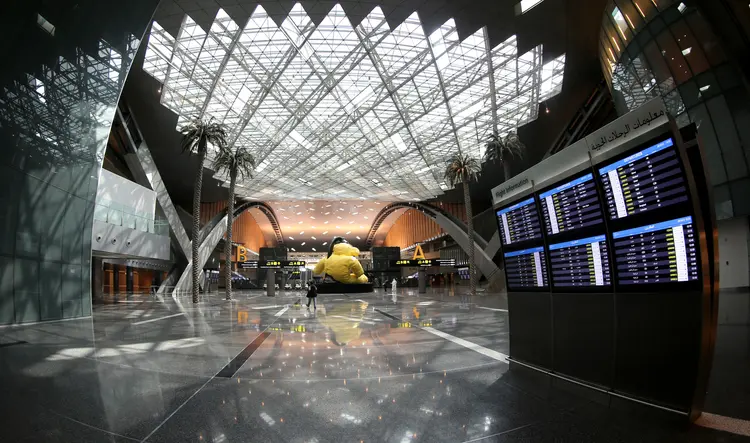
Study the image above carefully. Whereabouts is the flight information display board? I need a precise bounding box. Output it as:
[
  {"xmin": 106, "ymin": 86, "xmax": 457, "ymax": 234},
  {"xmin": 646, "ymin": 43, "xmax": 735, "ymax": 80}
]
[
  {"xmin": 598, "ymin": 138, "xmax": 689, "ymax": 220},
  {"xmin": 548, "ymin": 235, "xmax": 611, "ymax": 288},
  {"xmin": 612, "ymin": 216, "xmax": 699, "ymax": 285},
  {"xmin": 496, "ymin": 197, "xmax": 543, "ymax": 246},
  {"xmin": 538, "ymin": 173, "xmax": 605, "ymax": 236},
  {"xmin": 504, "ymin": 247, "xmax": 549, "ymax": 289},
  {"xmin": 259, "ymin": 260, "xmax": 306, "ymax": 269},
  {"xmin": 391, "ymin": 259, "xmax": 457, "ymax": 267}
]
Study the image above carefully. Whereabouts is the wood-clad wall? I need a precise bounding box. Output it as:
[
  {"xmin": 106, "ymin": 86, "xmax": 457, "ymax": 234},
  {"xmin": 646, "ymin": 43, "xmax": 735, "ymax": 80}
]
[
  {"xmin": 384, "ymin": 202, "xmax": 466, "ymax": 249},
  {"xmin": 200, "ymin": 201, "xmax": 270, "ymax": 252}
]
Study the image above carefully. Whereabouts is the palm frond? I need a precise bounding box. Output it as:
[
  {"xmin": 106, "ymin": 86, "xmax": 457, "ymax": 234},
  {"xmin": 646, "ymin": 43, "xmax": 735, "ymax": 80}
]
[
  {"xmin": 179, "ymin": 116, "xmax": 229, "ymax": 156},
  {"xmin": 483, "ymin": 131, "xmax": 526, "ymax": 163},
  {"xmin": 444, "ymin": 153, "xmax": 481, "ymax": 187},
  {"xmin": 483, "ymin": 132, "xmax": 504, "ymax": 163},
  {"xmin": 213, "ymin": 145, "xmax": 256, "ymax": 181},
  {"xmin": 503, "ymin": 132, "xmax": 525, "ymax": 159}
]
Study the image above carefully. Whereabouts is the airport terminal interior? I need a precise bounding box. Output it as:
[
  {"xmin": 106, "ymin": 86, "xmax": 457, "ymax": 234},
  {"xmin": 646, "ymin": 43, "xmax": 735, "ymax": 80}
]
[{"xmin": 1, "ymin": 0, "xmax": 750, "ymax": 441}]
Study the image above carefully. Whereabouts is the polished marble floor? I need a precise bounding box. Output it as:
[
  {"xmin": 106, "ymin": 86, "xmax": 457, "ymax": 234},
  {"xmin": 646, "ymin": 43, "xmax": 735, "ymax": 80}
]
[{"xmin": 0, "ymin": 287, "xmax": 748, "ymax": 442}]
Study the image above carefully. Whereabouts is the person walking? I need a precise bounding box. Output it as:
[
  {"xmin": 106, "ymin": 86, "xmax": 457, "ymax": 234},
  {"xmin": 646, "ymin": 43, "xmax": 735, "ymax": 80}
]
[{"xmin": 306, "ymin": 281, "xmax": 318, "ymax": 310}]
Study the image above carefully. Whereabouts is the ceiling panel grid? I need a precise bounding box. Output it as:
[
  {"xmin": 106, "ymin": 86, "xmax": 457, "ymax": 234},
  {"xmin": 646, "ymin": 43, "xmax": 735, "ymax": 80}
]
[{"xmin": 142, "ymin": 2, "xmax": 566, "ymax": 201}]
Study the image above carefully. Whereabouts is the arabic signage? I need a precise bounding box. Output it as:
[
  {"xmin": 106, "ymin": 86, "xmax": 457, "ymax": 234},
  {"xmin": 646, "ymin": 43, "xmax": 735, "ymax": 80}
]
[
  {"xmin": 585, "ymin": 97, "xmax": 668, "ymax": 157},
  {"xmin": 390, "ymin": 259, "xmax": 457, "ymax": 267},
  {"xmin": 491, "ymin": 98, "xmax": 670, "ymax": 207}
]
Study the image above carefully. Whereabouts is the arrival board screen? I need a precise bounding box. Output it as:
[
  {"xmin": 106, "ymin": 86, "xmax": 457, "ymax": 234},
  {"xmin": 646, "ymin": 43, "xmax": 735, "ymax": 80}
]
[
  {"xmin": 504, "ymin": 246, "xmax": 548, "ymax": 289},
  {"xmin": 496, "ymin": 198, "xmax": 542, "ymax": 246},
  {"xmin": 612, "ymin": 216, "xmax": 699, "ymax": 285},
  {"xmin": 548, "ymin": 235, "xmax": 612, "ymax": 287},
  {"xmin": 539, "ymin": 173, "xmax": 605, "ymax": 236},
  {"xmin": 598, "ymin": 138, "xmax": 689, "ymax": 220}
]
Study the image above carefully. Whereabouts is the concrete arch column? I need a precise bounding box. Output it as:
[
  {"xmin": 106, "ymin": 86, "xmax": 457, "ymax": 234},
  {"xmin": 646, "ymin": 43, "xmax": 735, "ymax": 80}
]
[
  {"xmin": 171, "ymin": 201, "xmax": 284, "ymax": 296},
  {"xmin": 368, "ymin": 202, "xmax": 503, "ymax": 288}
]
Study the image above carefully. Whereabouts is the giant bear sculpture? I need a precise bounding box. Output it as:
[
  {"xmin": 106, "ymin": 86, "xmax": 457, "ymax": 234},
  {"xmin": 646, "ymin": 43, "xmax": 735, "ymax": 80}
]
[{"xmin": 314, "ymin": 242, "xmax": 369, "ymax": 284}]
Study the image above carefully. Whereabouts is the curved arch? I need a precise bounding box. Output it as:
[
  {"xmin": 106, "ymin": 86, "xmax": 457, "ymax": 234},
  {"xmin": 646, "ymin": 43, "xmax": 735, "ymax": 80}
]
[
  {"xmin": 366, "ymin": 202, "xmax": 488, "ymax": 249},
  {"xmin": 367, "ymin": 202, "xmax": 500, "ymax": 284},
  {"xmin": 171, "ymin": 201, "xmax": 285, "ymax": 296},
  {"xmin": 200, "ymin": 200, "xmax": 284, "ymax": 246}
]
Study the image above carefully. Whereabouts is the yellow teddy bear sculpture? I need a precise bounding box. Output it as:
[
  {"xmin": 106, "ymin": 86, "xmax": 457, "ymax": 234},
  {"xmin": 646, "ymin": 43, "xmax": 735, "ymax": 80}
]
[{"xmin": 314, "ymin": 242, "xmax": 369, "ymax": 284}]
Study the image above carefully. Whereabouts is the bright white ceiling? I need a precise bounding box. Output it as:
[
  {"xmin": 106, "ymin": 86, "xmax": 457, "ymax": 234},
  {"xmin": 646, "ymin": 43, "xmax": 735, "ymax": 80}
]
[{"xmin": 142, "ymin": 3, "xmax": 565, "ymax": 201}]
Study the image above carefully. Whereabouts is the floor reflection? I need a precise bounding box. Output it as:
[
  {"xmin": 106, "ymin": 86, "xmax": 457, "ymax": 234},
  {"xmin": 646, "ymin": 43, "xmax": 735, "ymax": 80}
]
[{"xmin": 1, "ymin": 288, "xmax": 744, "ymax": 442}]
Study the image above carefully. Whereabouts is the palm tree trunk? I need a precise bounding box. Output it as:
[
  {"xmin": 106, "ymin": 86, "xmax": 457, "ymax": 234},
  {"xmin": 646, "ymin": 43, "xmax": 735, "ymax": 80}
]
[
  {"xmin": 224, "ymin": 169, "xmax": 237, "ymax": 301},
  {"xmin": 503, "ymin": 161, "xmax": 511, "ymax": 182},
  {"xmin": 191, "ymin": 146, "xmax": 206, "ymax": 304},
  {"xmin": 463, "ymin": 178, "xmax": 476, "ymax": 297}
]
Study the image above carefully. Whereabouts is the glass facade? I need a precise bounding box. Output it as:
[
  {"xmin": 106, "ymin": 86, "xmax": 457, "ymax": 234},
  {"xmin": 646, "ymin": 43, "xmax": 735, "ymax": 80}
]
[
  {"xmin": 599, "ymin": 0, "xmax": 750, "ymax": 219},
  {"xmin": 0, "ymin": 1, "xmax": 158, "ymax": 324},
  {"xmin": 141, "ymin": 5, "xmax": 566, "ymax": 202}
]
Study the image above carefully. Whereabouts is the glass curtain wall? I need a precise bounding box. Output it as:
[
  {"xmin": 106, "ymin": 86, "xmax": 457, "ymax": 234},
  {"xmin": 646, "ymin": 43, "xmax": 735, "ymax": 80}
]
[
  {"xmin": 0, "ymin": 1, "xmax": 158, "ymax": 324},
  {"xmin": 599, "ymin": 0, "xmax": 750, "ymax": 219}
]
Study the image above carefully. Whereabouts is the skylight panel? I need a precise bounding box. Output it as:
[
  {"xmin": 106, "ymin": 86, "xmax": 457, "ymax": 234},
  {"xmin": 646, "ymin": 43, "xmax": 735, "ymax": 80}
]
[
  {"xmin": 37, "ymin": 14, "xmax": 55, "ymax": 36},
  {"xmin": 143, "ymin": 22, "xmax": 174, "ymax": 83},
  {"xmin": 144, "ymin": 6, "xmax": 566, "ymax": 200},
  {"xmin": 515, "ymin": 0, "xmax": 545, "ymax": 15},
  {"xmin": 390, "ymin": 133, "xmax": 408, "ymax": 152}
]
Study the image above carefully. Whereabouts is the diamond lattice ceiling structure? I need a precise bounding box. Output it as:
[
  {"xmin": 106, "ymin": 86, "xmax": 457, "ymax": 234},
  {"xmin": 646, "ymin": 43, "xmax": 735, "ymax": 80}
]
[{"xmin": 142, "ymin": 3, "xmax": 565, "ymax": 201}]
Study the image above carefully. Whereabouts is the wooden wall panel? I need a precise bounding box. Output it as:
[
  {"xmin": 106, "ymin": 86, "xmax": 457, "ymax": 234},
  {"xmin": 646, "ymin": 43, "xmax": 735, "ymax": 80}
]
[
  {"xmin": 384, "ymin": 209, "xmax": 442, "ymax": 249},
  {"xmin": 200, "ymin": 201, "xmax": 268, "ymax": 252},
  {"xmin": 383, "ymin": 202, "xmax": 467, "ymax": 250}
]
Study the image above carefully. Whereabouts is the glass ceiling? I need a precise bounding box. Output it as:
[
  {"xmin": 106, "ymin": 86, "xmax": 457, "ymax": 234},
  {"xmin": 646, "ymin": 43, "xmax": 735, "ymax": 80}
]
[{"xmin": 142, "ymin": 3, "xmax": 565, "ymax": 201}]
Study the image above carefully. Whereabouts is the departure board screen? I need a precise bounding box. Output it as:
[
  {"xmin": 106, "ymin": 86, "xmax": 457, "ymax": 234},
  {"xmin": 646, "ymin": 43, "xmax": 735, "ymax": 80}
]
[
  {"xmin": 496, "ymin": 197, "xmax": 542, "ymax": 246},
  {"xmin": 598, "ymin": 138, "xmax": 689, "ymax": 220},
  {"xmin": 504, "ymin": 247, "xmax": 548, "ymax": 289},
  {"xmin": 548, "ymin": 235, "xmax": 611, "ymax": 288},
  {"xmin": 612, "ymin": 216, "xmax": 699, "ymax": 285},
  {"xmin": 539, "ymin": 173, "xmax": 605, "ymax": 236}
]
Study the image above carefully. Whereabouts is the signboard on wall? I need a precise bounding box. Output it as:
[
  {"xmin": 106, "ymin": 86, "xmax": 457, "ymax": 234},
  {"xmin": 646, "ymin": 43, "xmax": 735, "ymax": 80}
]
[
  {"xmin": 390, "ymin": 259, "xmax": 456, "ymax": 267},
  {"xmin": 240, "ymin": 260, "xmax": 306, "ymax": 269}
]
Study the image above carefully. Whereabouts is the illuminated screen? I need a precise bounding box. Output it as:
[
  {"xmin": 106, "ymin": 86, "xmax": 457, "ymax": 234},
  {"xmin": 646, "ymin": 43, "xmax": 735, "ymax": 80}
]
[
  {"xmin": 598, "ymin": 138, "xmax": 688, "ymax": 220},
  {"xmin": 496, "ymin": 197, "xmax": 542, "ymax": 246},
  {"xmin": 504, "ymin": 246, "xmax": 548, "ymax": 289},
  {"xmin": 538, "ymin": 173, "xmax": 605, "ymax": 236},
  {"xmin": 548, "ymin": 235, "xmax": 611, "ymax": 287},
  {"xmin": 612, "ymin": 216, "xmax": 699, "ymax": 285}
]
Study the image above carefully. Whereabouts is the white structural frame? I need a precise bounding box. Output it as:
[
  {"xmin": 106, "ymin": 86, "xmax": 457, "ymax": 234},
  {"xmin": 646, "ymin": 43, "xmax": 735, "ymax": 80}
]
[{"xmin": 142, "ymin": 3, "xmax": 565, "ymax": 201}]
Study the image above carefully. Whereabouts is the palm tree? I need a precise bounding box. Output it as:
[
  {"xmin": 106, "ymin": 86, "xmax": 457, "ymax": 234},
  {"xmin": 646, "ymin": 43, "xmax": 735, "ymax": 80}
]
[
  {"xmin": 484, "ymin": 131, "xmax": 525, "ymax": 181},
  {"xmin": 180, "ymin": 117, "xmax": 228, "ymax": 303},
  {"xmin": 444, "ymin": 154, "xmax": 482, "ymax": 297},
  {"xmin": 213, "ymin": 145, "xmax": 255, "ymax": 301}
]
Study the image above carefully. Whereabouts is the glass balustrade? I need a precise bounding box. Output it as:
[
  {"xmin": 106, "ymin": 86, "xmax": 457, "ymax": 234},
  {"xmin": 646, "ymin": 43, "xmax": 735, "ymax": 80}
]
[{"xmin": 93, "ymin": 202, "xmax": 170, "ymax": 236}]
